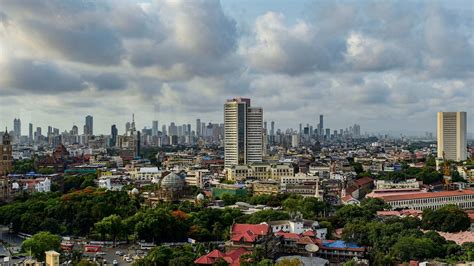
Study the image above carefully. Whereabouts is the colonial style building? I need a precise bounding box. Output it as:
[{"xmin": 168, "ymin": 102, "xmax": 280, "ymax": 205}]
[
  {"xmin": 227, "ymin": 162, "xmax": 294, "ymax": 181},
  {"xmin": 377, "ymin": 190, "xmax": 474, "ymax": 210}
]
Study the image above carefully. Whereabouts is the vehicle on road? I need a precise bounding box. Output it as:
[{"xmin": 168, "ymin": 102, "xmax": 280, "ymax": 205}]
[{"xmin": 113, "ymin": 259, "xmax": 118, "ymax": 265}]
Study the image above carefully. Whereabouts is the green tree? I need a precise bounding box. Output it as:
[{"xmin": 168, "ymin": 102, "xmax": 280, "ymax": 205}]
[
  {"xmin": 94, "ymin": 214, "xmax": 124, "ymax": 245},
  {"xmin": 275, "ymin": 258, "xmax": 303, "ymax": 266},
  {"xmin": 422, "ymin": 205, "xmax": 470, "ymax": 232},
  {"xmin": 391, "ymin": 236, "xmax": 436, "ymax": 261},
  {"xmin": 21, "ymin": 231, "xmax": 61, "ymax": 261},
  {"xmin": 351, "ymin": 162, "xmax": 364, "ymax": 175}
]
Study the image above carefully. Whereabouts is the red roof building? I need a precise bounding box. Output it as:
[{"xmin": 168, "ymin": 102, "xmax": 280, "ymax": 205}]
[
  {"xmin": 195, "ymin": 248, "xmax": 249, "ymax": 266},
  {"xmin": 230, "ymin": 224, "xmax": 270, "ymax": 243}
]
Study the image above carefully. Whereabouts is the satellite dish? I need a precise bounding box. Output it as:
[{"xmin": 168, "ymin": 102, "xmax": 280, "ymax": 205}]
[{"xmin": 305, "ymin": 243, "xmax": 319, "ymax": 253}]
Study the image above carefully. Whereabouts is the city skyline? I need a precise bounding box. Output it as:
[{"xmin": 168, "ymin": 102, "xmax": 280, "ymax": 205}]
[{"xmin": 1, "ymin": 109, "xmax": 473, "ymax": 138}]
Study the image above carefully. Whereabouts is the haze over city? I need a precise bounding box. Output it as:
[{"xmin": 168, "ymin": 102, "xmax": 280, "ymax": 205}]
[{"xmin": 0, "ymin": 0, "xmax": 473, "ymax": 135}]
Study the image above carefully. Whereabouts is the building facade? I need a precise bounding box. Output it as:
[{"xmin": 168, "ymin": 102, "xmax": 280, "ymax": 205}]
[
  {"xmin": 224, "ymin": 98, "xmax": 263, "ymax": 168},
  {"xmin": 437, "ymin": 112, "xmax": 467, "ymax": 161},
  {"xmin": 0, "ymin": 130, "xmax": 13, "ymax": 177},
  {"xmin": 379, "ymin": 190, "xmax": 474, "ymax": 210}
]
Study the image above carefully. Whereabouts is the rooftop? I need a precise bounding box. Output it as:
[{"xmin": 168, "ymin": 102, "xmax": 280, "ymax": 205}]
[{"xmin": 378, "ymin": 189, "xmax": 474, "ymax": 202}]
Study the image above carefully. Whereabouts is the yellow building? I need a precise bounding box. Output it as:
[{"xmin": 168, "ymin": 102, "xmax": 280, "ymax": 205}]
[{"xmin": 45, "ymin": 250, "xmax": 60, "ymax": 266}]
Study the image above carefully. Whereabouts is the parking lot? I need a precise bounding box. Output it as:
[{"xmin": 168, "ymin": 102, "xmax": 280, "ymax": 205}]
[{"xmin": 78, "ymin": 245, "xmax": 148, "ymax": 265}]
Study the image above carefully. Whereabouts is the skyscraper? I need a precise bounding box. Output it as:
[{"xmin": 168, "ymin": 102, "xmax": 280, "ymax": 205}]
[
  {"xmin": 319, "ymin": 115, "xmax": 324, "ymax": 137},
  {"xmin": 224, "ymin": 98, "xmax": 263, "ymax": 168},
  {"xmin": 152, "ymin": 121, "xmax": 159, "ymax": 137},
  {"xmin": 72, "ymin": 125, "xmax": 79, "ymax": 135},
  {"xmin": 437, "ymin": 112, "xmax": 467, "ymax": 161},
  {"xmin": 247, "ymin": 106, "xmax": 263, "ymax": 164},
  {"xmin": 196, "ymin": 119, "xmax": 201, "ymax": 136},
  {"xmin": 28, "ymin": 123, "xmax": 33, "ymax": 142},
  {"xmin": 13, "ymin": 118, "xmax": 21, "ymax": 138},
  {"xmin": 85, "ymin": 115, "xmax": 93, "ymax": 135},
  {"xmin": 270, "ymin": 121, "xmax": 275, "ymax": 136},
  {"xmin": 110, "ymin": 124, "xmax": 118, "ymax": 147}
]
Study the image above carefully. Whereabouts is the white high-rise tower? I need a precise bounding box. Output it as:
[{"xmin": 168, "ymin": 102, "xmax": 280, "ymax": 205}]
[
  {"xmin": 224, "ymin": 98, "xmax": 263, "ymax": 168},
  {"xmin": 437, "ymin": 112, "xmax": 467, "ymax": 161}
]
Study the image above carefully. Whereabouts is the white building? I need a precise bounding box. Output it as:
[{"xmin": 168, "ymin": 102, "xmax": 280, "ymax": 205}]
[
  {"xmin": 129, "ymin": 167, "xmax": 161, "ymax": 180},
  {"xmin": 35, "ymin": 178, "xmax": 51, "ymax": 193},
  {"xmin": 224, "ymin": 98, "xmax": 263, "ymax": 168},
  {"xmin": 375, "ymin": 178, "xmax": 421, "ymax": 190},
  {"xmin": 263, "ymin": 218, "xmax": 328, "ymax": 240},
  {"xmin": 437, "ymin": 112, "xmax": 467, "ymax": 161}
]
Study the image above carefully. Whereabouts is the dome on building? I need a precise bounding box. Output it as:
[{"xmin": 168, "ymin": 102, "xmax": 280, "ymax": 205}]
[
  {"xmin": 196, "ymin": 193, "xmax": 205, "ymax": 201},
  {"xmin": 160, "ymin": 172, "xmax": 184, "ymax": 190},
  {"xmin": 131, "ymin": 188, "xmax": 140, "ymax": 195}
]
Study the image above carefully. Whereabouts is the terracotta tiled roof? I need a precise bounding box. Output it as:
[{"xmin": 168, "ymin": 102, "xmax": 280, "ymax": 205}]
[
  {"xmin": 297, "ymin": 236, "xmax": 316, "ymax": 245},
  {"xmin": 231, "ymin": 224, "xmax": 269, "ymax": 243},
  {"xmin": 378, "ymin": 190, "xmax": 474, "ymax": 201},
  {"xmin": 195, "ymin": 248, "xmax": 249, "ymax": 266},
  {"xmin": 353, "ymin": 176, "xmax": 374, "ymax": 187},
  {"xmin": 302, "ymin": 230, "xmax": 315, "ymax": 237},
  {"xmin": 275, "ymin": 231, "xmax": 301, "ymax": 240}
]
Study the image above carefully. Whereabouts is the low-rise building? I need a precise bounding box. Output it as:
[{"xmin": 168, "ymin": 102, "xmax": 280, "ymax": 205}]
[
  {"xmin": 263, "ymin": 218, "xmax": 327, "ymax": 239},
  {"xmin": 226, "ymin": 163, "xmax": 294, "ymax": 181},
  {"xmin": 376, "ymin": 190, "xmax": 474, "ymax": 210},
  {"xmin": 251, "ymin": 180, "xmax": 280, "ymax": 195}
]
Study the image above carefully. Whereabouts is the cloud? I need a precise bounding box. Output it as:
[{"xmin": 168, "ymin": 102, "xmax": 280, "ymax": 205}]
[
  {"xmin": 84, "ymin": 72, "xmax": 127, "ymax": 91},
  {"xmin": 243, "ymin": 12, "xmax": 339, "ymax": 75},
  {"xmin": 0, "ymin": 59, "xmax": 85, "ymax": 93},
  {"xmin": 0, "ymin": 0, "xmax": 472, "ymax": 134}
]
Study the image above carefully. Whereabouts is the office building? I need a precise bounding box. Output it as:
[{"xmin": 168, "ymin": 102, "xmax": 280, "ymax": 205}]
[
  {"xmin": 437, "ymin": 112, "xmax": 467, "ymax": 161},
  {"xmin": 85, "ymin": 115, "xmax": 93, "ymax": 135},
  {"xmin": 110, "ymin": 125, "xmax": 118, "ymax": 147},
  {"xmin": 71, "ymin": 125, "xmax": 78, "ymax": 135},
  {"xmin": 13, "ymin": 118, "xmax": 21, "ymax": 139},
  {"xmin": 319, "ymin": 115, "xmax": 324, "ymax": 137},
  {"xmin": 247, "ymin": 106, "xmax": 263, "ymax": 163},
  {"xmin": 152, "ymin": 121, "xmax": 159, "ymax": 137},
  {"xmin": 28, "ymin": 123, "xmax": 33, "ymax": 142},
  {"xmin": 224, "ymin": 98, "xmax": 263, "ymax": 168},
  {"xmin": 196, "ymin": 119, "xmax": 201, "ymax": 136}
]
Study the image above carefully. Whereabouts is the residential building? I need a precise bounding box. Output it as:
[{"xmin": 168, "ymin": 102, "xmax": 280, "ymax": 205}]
[{"xmin": 437, "ymin": 112, "xmax": 467, "ymax": 161}]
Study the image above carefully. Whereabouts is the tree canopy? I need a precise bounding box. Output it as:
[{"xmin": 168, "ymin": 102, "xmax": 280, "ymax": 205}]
[{"xmin": 22, "ymin": 231, "xmax": 61, "ymax": 261}]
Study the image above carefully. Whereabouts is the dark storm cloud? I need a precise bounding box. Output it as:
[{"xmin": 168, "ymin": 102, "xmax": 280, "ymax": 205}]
[{"xmin": 84, "ymin": 73, "xmax": 127, "ymax": 91}]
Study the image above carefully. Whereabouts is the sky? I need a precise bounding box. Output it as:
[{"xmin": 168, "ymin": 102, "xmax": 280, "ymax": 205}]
[{"xmin": 0, "ymin": 0, "xmax": 473, "ymax": 135}]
